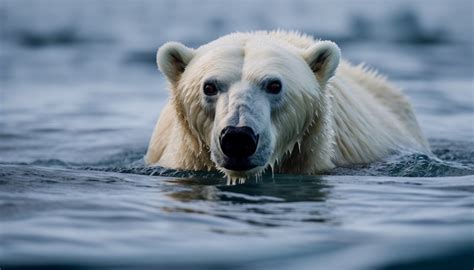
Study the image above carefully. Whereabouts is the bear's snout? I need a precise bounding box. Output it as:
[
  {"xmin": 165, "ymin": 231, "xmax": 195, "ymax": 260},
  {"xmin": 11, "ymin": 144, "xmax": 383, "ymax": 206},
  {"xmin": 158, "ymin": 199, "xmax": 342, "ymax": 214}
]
[{"xmin": 220, "ymin": 126, "xmax": 259, "ymax": 160}]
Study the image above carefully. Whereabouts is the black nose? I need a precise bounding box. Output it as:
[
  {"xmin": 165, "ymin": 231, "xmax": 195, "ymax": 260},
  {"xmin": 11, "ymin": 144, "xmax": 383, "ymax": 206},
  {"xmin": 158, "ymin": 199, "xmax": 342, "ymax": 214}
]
[{"xmin": 220, "ymin": 126, "xmax": 259, "ymax": 159}]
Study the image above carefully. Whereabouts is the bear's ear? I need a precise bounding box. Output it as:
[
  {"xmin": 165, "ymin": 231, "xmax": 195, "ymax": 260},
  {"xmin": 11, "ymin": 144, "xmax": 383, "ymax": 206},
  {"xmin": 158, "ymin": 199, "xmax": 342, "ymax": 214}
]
[
  {"xmin": 303, "ymin": 41, "xmax": 341, "ymax": 85},
  {"xmin": 157, "ymin": 42, "xmax": 195, "ymax": 84}
]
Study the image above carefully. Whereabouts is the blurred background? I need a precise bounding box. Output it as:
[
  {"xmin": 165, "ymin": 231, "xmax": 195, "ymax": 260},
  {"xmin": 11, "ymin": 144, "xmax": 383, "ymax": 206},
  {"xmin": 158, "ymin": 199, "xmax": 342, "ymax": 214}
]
[{"xmin": 0, "ymin": 0, "xmax": 473, "ymax": 164}]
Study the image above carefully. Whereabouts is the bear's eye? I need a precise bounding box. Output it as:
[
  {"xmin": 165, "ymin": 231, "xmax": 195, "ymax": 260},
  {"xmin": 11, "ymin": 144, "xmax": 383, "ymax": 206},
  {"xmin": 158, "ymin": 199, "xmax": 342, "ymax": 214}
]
[
  {"xmin": 266, "ymin": 79, "xmax": 282, "ymax": 94},
  {"xmin": 203, "ymin": 82, "xmax": 218, "ymax": 96}
]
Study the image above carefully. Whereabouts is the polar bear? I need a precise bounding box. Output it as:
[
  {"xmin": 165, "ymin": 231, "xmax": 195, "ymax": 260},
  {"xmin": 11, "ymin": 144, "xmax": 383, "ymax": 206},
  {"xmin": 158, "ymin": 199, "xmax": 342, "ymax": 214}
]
[{"xmin": 145, "ymin": 31, "xmax": 430, "ymax": 182}]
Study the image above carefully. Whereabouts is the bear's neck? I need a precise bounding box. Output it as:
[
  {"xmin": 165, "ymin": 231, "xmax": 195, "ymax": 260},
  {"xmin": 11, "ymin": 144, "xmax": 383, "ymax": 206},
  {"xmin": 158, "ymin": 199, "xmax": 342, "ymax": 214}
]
[
  {"xmin": 277, "ymin": 93, "xmax": 336, "ymax": 174},
  {"xmin": 173, "ymin": 98, "xmax": 216, "ymax": 171}
]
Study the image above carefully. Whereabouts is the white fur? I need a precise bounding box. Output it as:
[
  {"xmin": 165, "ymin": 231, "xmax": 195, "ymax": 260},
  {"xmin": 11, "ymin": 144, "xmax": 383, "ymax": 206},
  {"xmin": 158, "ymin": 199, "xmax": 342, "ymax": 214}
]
[{"xmin": 145, "ymin": 30, "xmax": 430, "ymax": 180}]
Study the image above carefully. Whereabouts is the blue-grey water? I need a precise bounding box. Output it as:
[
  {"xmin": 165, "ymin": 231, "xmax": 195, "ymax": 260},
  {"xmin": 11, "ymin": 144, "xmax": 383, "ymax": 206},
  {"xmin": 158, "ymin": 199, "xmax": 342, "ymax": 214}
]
[{"xmin": 0, "ymin": 0, "xmax": 473, "ymax": 269}]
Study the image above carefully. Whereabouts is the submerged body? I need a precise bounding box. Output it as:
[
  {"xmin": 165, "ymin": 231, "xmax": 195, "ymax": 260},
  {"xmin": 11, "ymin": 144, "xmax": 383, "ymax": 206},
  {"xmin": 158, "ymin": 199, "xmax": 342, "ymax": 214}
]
[{"xmin": 145, "ymin": 31, "xmax": 429, "ymax": 179}]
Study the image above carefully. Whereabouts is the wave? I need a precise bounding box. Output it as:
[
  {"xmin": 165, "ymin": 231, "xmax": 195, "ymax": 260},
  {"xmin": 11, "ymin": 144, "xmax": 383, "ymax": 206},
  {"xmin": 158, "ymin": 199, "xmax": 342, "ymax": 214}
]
[{"xmin": 4, "ymin": 138, "xmax": 472, "ymax": 179}]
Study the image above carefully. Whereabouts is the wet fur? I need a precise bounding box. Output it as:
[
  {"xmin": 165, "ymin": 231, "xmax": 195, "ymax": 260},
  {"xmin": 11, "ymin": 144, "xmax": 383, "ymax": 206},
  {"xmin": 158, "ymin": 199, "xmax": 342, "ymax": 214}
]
[{"xmin": 145, "ymin": 30, "xmax": 430, "ymax": 180}]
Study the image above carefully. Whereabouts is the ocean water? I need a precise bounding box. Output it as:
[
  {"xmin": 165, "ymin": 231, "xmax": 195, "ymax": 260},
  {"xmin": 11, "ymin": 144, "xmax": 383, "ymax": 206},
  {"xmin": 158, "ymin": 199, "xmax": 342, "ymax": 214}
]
[{"xmin": 0, "ymin": 0, "xmax": 473, "ymax": 269}]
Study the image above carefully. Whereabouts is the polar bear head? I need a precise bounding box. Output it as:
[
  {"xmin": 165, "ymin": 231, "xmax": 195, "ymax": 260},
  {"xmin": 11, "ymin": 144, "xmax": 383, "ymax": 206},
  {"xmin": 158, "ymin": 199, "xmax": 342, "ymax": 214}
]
[{"xmin": 157, "ymin": 33, "xmax": 340, "ymax": 180}]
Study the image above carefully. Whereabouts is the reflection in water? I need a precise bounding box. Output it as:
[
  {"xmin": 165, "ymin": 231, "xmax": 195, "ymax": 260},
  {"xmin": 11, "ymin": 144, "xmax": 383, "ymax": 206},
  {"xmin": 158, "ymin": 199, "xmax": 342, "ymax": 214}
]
[
  {"xmin": 167, "ymin": 175, "xmax": 329, "ymax": 203},
  {"xmin": 164, "ymin": 175, "xmax": 332, "ymax": 227}
]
